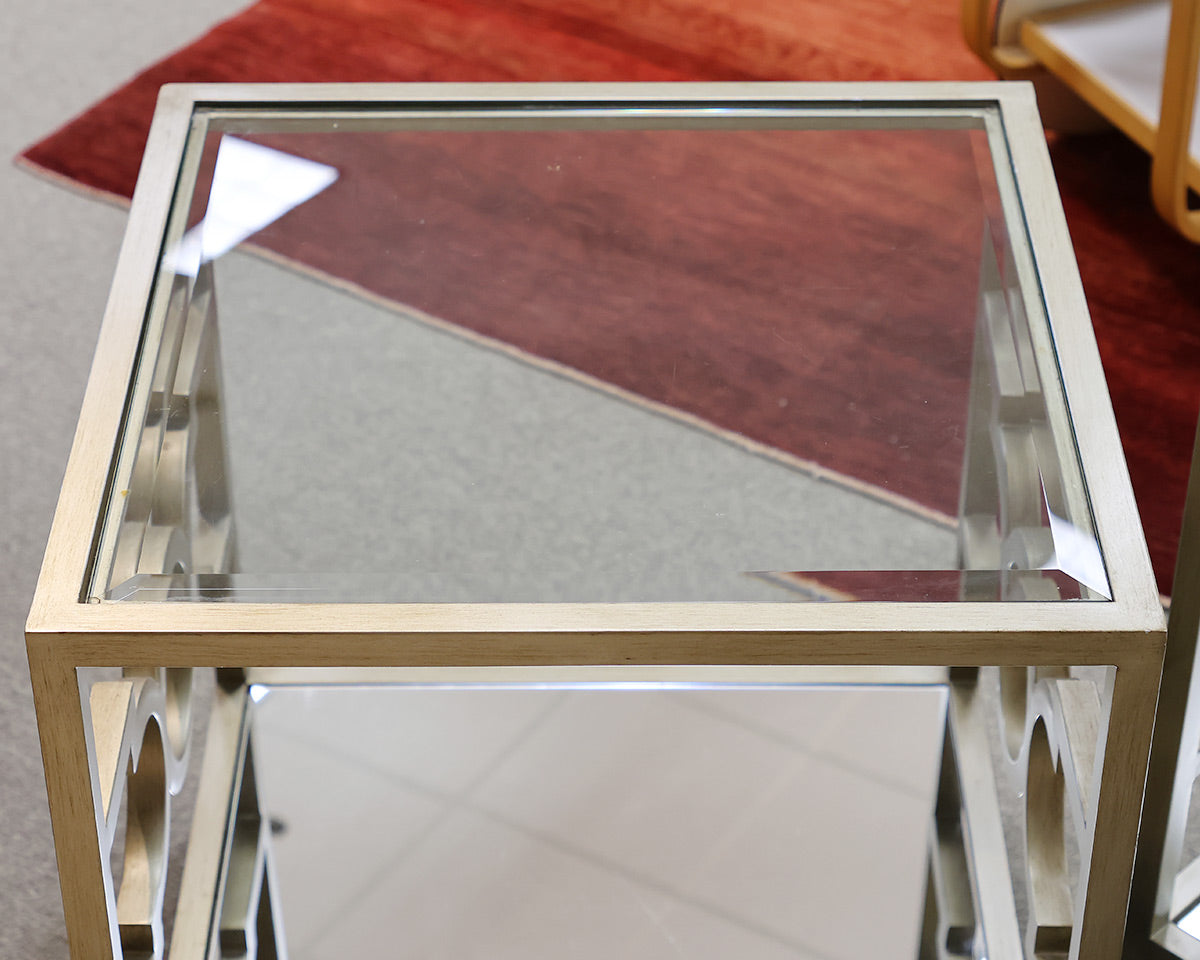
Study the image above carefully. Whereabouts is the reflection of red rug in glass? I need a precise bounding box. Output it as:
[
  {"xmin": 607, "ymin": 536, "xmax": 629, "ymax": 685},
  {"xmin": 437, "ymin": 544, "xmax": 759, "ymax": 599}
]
[
  {"xmin": 18, "ymin": 0, "xmax": 1200, "ymax": 594},
  {"xmin": 234, "ymin": 125, "xmax": 985, "ymax": 517}
]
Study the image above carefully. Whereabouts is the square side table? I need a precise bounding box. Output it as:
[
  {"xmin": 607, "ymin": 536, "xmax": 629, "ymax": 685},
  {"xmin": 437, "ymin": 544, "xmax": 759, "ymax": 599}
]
[{"xmin": 26, "ymin": 82, "xmax": 1165, "ymax": 960}]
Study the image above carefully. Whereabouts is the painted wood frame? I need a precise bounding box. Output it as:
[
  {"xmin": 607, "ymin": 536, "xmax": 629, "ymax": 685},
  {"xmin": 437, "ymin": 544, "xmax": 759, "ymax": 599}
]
[
  {"xmin": 25, "ymin": 82, "xmax": 1165, "ymax": 960},
  {"xmin": 962, "ymin": 0, "xmax": 1200, "ymax": 240},
  {"xmin": 1129, "ymin": 413, "xmax": 1200, "ymax": 959}
]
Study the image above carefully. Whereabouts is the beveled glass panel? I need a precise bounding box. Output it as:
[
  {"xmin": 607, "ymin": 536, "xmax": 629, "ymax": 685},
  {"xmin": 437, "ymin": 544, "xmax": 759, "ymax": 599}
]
[{"xmin": 94, "ymin": 102, "xmax": 1108, "ymax": 602}]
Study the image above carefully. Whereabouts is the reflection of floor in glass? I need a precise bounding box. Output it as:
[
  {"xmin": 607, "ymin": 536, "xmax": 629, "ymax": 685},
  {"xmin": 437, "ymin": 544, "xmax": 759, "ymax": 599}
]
[
  {"xmin": 215, "ymin": 251, "xmax": 959, "ymax": 605},
  {"xmin": 251, "ymin": 684, "xmax": 947, "ymax": 960}
]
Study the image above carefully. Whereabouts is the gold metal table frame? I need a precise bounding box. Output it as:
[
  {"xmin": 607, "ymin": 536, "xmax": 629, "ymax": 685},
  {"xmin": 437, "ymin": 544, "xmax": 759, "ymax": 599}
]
[{"xmin": 25, "ymin": 82, "xmax": 1166, "ymax": 960}]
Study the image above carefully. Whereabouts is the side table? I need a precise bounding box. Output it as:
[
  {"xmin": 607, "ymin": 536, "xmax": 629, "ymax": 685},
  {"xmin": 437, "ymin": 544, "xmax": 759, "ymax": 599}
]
[{"xmin": 26, "ymin": 82, "xmax": 1166, "ymax": 960}]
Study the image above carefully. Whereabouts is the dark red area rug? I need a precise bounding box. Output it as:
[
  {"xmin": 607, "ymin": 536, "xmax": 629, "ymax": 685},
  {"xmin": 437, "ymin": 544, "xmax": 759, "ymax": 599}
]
[{"xmin": 19, "ymin": 0, "xmax": 1200, "ymax": 593}]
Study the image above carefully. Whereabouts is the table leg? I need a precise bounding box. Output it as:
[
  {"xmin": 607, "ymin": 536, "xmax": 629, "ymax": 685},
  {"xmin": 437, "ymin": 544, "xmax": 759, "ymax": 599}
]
[
  {"xmin": 41, "ymin": 256, "xmax": 247, "ymax": 960},
  {"xmin": 1074, "ymin": 653, "xmax": 1161, "ymax": 959},
  {"xmin": 27, "ymin": 643, "xmax": 119, "ymax": 960}
]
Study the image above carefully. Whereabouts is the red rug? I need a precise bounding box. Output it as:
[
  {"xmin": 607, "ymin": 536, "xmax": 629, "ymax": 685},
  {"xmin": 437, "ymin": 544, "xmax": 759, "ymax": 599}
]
[{"xmin": 19, "ymin": 0, "xmax": 1200, "ymax": 594}]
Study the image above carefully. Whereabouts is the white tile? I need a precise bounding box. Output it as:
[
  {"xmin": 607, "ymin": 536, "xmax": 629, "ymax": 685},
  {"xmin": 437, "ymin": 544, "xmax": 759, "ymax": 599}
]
[
  {"xmin": 308, "ymin": 808, "xmax": 819, "ymax": 960},
  {"xmin": 470, "ymin": 691, "xmax": 802, "ymax": 887},
  {"xmin": 253, "ymin": 685, "xmax": 560, "ymax": 796},
  {"xmin": 680, "ymin": 754, "xmax": 933, "ymax": 960},
  {"xmin": 809, "ymin": 687, "xmax": 947, "ymax": 796},
  {"xmin": 255, "ymin": 685, "xmax": 943, "ymax": 960},
  {"xmin": 670, "ymin": 687, "xmax": 885, "ymax": 751},
  {"xmin": 676, "ymin": 686, "xmax": 946, "ymax": 797},
  {"xmin": 250, "ymin": 725, "xmax": 446, "ymax": 951}
]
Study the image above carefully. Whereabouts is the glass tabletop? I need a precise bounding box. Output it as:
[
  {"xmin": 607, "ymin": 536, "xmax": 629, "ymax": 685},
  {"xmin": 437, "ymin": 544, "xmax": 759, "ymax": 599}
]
[{"xmin": 94, "ymin": 96, "xmax": 1108, "ymax": 603}]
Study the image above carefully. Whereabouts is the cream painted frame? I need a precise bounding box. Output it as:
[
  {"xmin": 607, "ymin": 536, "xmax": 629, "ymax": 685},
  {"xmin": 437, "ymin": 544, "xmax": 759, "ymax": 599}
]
[
  {"xmin": 1129, "ymin": 413, "xmax": 1200, "ymax": 960},
  {"xmin": 25, "ymin": 82, "xmax": 1165, "ymax": 960}
]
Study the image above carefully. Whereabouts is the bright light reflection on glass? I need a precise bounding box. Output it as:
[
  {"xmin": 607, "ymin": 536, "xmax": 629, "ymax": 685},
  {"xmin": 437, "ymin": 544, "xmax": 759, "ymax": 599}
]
[
  {"xmin": 251, "ymin": 681, "xmax": 949, "ymax": 698},
  {"xmin": 166, "ymin": 136, "xmax": 338, "ymax": 277}
]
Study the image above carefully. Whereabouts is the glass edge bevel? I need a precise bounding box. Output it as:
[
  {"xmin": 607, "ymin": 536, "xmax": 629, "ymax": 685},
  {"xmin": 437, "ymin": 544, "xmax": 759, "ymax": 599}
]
[
  {"xmin": 83, "ymin": 106, "xmax": 214, "ymax": 604},
  {"xmin": 195, "ymin": 100, "xmax": 1000, "ymax": 135},
  {"xmin": 979, "ymin": 102, "xmax": 1112, "ymax": 602}
]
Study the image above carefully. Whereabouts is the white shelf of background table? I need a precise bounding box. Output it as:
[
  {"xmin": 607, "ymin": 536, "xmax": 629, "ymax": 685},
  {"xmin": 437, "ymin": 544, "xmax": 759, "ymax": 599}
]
[{"xmin": 1021, "ymin": 0, "xmax": 1200, "ymax": 189}]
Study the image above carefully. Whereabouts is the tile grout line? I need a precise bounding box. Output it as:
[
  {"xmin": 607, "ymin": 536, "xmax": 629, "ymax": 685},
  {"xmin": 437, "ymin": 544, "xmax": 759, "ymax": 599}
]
[
  {"xmin": 468, "ymin": 795, "xmax": 836, "ymax": 960},
  {"xmin": 261, "ymin": 689, "xmax": 573, "ymax": 950},
  {"xmin": 264, "ymin": 694, "xmax": 839, "ymax": 958},
  {"xmin": 667, "ymin": 688, "xmax": 942, "ymax": 801}
]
